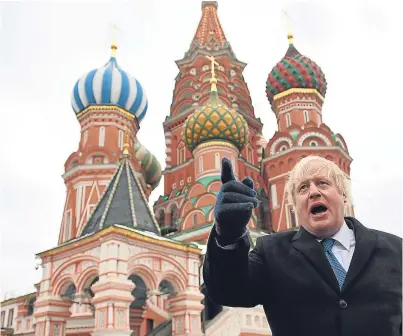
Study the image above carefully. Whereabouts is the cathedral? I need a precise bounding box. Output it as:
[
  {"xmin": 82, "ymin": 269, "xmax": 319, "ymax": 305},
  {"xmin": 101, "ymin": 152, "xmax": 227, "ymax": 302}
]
[{"xmin": 1, "ymin": 1, "xmax": 353, "ymax": 335}]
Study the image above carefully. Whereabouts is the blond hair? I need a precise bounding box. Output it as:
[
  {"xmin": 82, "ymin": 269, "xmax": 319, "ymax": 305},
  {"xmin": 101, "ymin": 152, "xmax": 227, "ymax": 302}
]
[{"xmin": 285, "ymin": 155, "xmax": 352, "ymax": 209}]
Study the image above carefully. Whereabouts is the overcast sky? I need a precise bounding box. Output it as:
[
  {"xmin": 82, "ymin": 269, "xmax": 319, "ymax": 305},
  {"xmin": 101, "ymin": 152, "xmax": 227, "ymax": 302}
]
[{"xmin": 0, "ymin": 0, "xmax": 402, "ymax": 298}]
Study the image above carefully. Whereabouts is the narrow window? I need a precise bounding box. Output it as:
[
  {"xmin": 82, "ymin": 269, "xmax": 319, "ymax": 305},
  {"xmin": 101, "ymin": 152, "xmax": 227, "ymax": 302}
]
[
  {"xmin": 271, "ymin": 184, "xmax": 278, "ymax": 208},
  {"xmin": 64, "ymin": 211, "xmax": 72, "ymax": 241},
  {"xmin": 303, "ymin": 110, "xmax": 309, "ymax": 123},
  {"xmin": 99, "ymin": 126, "xmax": 105, "ymax": 147},
  {"xmin": 118, "ymin": 130, "xmax": 124, "ymax": 150},
  {"xmin": 7, "ymin": 309, "xmax": 14, "ymax": 327},
  {"xmin": 83, "ymin": 130, "xmax": 88, "ymax": 145},
  {"xmin": 199, "ymin": 156, "xmax": 203, "ymax": 173},
  {"xmin": 286, "ymin": 113, "xmax": 291, "ymax": 127},
  {"xmin": 215, "ymin": 153, "xmax": 220, "ymax": 169}
]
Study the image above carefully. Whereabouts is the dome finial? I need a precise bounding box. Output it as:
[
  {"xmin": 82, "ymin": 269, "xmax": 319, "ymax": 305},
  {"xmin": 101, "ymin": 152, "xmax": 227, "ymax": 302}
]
[
  {"xmin": 111, "ymin": 24, "xmax": 119, "ymax": 58},
  {"xmin": 205, "ymin": 55, "xmax": 219, "ymax": 92},
  {"xmin": 283, "ymin": 10, "xmax": 294, "ymax": 45}
]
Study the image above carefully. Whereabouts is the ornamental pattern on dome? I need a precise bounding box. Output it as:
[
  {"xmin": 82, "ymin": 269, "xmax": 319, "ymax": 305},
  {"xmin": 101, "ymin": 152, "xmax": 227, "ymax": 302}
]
[
  {"xmin": 134, "ymin": 139, "xmax": 162, "ymax": 190},
  {"xmin": 71, "ymin": 56, "xmax": 148, "ymax": 123},
  {"xmin": 182, "ymin": 91, "xmax": 248, "ymax": 152},
  {"xmin": 266, "ymin": 43, "xmax": 327, "ymax": 104}
]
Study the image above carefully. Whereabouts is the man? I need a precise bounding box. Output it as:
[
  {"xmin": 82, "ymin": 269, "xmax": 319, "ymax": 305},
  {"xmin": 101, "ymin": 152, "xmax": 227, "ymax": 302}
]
[{"xmin": 203, "ymin": 156, "xmax": 402, "ymax": 336}]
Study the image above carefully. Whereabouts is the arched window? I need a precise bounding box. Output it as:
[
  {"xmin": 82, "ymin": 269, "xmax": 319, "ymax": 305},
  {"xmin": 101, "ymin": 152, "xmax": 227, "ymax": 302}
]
[
  {"xmin": 84, "ymin": 277, "xmax": 99, "ymax": 298},
  {"xmin": 157, "ymin": 210, "xmax": 165, "ymax": 227},
  {"xmin": 193, "ymin": 213, "xmax": 198, "ymax": 226},
  {"xmin": 177, "ymin": 142, "xmax": 186, "ymax": 165},
  {"xmin": 170, "ymin": 207, "xmax": 178, "ymax": 228},
  {"xmin": 62, "ymin": 284, "xmax": 77, "ymax": 301},
  {"xmin": 99, "ymin": 127, "xmax": 105, "ymax": 147},
  {"xmin": 27, "ymin": 298, "xmax": 36, "ymax": 316}
]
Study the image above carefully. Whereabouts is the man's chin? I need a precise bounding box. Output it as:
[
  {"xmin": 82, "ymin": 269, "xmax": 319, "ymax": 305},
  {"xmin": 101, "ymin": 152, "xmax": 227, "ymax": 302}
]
[{"xmin": 308, "ymin": 220, "xmax": 342, "ymax": 238}]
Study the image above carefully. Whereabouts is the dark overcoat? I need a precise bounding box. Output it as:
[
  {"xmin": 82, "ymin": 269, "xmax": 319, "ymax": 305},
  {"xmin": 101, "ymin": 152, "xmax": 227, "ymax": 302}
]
[{"xmin": 203, "ymin": 217, "xmax": 402, "ymax": 336}]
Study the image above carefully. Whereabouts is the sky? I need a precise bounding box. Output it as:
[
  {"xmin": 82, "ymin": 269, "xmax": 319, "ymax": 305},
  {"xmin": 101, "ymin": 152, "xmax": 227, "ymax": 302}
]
[{"xmin": 0, "ymin": 0, "xmax": 402, "ymax": 298}]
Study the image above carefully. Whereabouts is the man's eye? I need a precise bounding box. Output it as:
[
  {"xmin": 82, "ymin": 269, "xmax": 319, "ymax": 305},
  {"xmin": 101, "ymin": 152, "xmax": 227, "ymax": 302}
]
[{"xmin": 299, "ymin": 185, "xmax": 307, "ymax": 192}]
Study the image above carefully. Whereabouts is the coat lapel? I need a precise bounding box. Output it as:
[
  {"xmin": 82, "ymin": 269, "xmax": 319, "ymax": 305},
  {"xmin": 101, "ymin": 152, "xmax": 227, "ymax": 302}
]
[
  {"xmin": 342, "ymin": 217, "xmax": 377, "ymax": 292},
  {"xmin": 292, "ymin": 227, "xmax": 340, "ymax": 293}
]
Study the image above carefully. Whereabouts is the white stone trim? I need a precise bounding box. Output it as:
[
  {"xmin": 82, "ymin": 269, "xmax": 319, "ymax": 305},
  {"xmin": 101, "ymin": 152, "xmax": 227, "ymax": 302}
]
[
  {"xmin": 298, "ymin": 132, "xmax": 331, "ymax": 146},
  {"xmin": 270, "ymin": 137, "xmax": 293, "ymax": 155},
  {"xmin": 63, "ymin": 164, "xmax": 118, "ymax": 179},
  {"xmin": 263, "ymin": 146, "xmax": 352, "ymax": 162}
]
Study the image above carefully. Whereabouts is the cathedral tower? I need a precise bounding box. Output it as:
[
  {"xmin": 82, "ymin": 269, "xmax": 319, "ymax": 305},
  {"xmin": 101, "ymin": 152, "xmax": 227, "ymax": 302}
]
[
  {"xmin": 59, "ymin": 42, "xmax": 162, "ymax": 244},
  {"xmin": 154, "ymin": 1, "xmax": 270, "ymax": 241},
  {"xmin": 262, "ymin": 32, "xmax": 353, "ymax": 232}
]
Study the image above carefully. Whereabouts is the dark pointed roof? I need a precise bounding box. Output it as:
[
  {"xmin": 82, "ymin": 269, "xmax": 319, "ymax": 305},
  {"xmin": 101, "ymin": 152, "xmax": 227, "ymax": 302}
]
[{"xmin": 81, "ymin": 157, "xmax": 160, "ymax": 236}]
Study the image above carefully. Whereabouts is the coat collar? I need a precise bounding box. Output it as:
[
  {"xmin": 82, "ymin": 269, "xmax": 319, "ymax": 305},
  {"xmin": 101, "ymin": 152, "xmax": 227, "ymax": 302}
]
[{"xmin": 291, "ymin": 217, "xmax": 377, "ymax": 294}]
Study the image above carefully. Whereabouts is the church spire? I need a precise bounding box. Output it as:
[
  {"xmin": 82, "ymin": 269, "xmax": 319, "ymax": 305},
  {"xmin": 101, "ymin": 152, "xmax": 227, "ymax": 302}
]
[{"xmin": 191, "ymin": 1, "xmax": 228, "ymax": 50}]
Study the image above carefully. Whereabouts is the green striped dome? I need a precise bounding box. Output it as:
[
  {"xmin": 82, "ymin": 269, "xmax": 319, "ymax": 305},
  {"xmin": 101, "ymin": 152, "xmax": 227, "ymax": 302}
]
[
  {"xmin": 134, "ymin": 140, "xmax": 162, "ymax": 189},
  {"xmin": 266, "ymin": 43, "xmax": 327, "ymax": 104}
]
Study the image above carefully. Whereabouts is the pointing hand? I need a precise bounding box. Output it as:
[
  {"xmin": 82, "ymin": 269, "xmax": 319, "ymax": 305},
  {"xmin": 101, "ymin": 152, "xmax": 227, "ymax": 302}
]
[{"xmin": 214, "ymin": 157, "xmax": 259, "ymax": 243}]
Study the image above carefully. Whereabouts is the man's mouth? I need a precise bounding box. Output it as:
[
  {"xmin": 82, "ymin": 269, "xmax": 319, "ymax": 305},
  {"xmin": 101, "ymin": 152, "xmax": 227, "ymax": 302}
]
[{"xmin": 310, "ymin": 203, "xmax": 328, "ymax": 216}]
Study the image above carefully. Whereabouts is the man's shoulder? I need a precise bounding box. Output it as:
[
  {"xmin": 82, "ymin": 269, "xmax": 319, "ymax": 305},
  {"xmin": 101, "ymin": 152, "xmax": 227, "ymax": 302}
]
[
  {"xmin": 370, "ymin": 228, "xmax": 402, "ymax": 250},
  {"xmin": 347, "ymin": 216, "xmax": 402, "ymax": 250},
  {"xmin": 257, "ymin": 229, "xmax": 297, "ymax": 245}
]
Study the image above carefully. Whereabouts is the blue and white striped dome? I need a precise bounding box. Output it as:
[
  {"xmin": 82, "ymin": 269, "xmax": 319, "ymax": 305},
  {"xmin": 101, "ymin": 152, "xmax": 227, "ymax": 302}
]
[{"xmin": 71, "ymin": 56, "xmax": 148, "ymax": 123}]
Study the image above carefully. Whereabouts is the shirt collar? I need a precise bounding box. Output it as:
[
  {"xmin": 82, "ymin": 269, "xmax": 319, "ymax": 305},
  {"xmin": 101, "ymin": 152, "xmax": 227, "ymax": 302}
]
[
  {"xmin": 316, "ymin": 221, "xmax": 353, "ymax": 251},
  {"xmin": 331, "ymin": 221, "xmax": 353, "ymax": 251}
]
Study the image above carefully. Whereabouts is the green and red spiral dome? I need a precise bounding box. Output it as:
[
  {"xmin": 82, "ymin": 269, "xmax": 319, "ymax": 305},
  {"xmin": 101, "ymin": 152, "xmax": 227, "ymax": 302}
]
[{"xmin": 266, "ymin": 42, "xmax": 327, "ymax": 104}]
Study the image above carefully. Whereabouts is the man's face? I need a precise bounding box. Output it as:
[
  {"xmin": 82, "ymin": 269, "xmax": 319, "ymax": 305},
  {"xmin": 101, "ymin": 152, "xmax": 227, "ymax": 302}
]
[{"xmin": 294, "ymin": 168, "xmax": 346, "ymax": 238}]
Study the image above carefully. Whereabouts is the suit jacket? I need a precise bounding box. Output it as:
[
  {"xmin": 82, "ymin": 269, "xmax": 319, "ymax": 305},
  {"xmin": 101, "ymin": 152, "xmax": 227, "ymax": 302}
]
[{"xmin": 203, "ymin": 217, "xmax": 402, "ymax": 336}]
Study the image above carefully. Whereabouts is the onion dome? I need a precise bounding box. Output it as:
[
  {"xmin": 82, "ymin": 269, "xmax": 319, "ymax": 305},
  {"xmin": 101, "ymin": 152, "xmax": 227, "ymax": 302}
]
[
  {"xmin": 266, "ymin": 34, "xmax": 327, "ymax": 104},
  {"xmin": 71, "ymin": 44, "xmax": 148, "ymax": 123},
  {"xmin": 134, "ymin": 139, "xmax": 162, "ymax": 190},
  {"xmin": 182, "ymin": 59, "xmax": 248, "ymax": 152}
]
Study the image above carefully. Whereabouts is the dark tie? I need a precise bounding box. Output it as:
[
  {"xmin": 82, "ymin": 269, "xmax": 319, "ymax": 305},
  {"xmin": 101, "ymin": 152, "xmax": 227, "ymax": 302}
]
[{"xmin": 321, "ymin": 238, "xmax": 347, "ymax": 289}]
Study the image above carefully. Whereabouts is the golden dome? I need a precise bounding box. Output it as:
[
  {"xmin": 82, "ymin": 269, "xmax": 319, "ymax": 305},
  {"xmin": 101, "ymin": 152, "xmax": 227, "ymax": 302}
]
[{"xmin": 182, "ymin": 90, "xmax": 248, "ymax": 152}]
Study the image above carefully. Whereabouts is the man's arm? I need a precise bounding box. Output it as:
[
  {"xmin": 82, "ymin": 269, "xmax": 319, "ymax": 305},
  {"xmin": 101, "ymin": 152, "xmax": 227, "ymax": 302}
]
[{"xmin": 203, "ymin": 225, "xmax": 268, "ymax": 308}]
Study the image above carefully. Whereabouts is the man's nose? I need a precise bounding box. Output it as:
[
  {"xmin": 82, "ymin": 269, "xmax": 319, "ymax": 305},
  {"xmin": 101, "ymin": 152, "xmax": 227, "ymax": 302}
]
[{"xmin": 309, "ymin": 183, "xmax": 321, "ymax": 198}]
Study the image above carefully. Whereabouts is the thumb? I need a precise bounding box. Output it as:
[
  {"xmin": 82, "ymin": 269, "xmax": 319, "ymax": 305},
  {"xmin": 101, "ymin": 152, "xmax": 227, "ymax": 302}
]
[
  {"xmin": 221, "ymin": 157, "xmax": 235, "ymax": 184},
  {"xmin": 242, "ymin": 176, "xmax": 255, "ymax": 190}
]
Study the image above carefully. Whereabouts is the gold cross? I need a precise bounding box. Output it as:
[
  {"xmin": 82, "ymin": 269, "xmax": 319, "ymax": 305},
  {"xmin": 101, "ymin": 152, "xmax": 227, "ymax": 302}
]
[
  {"xmin": 205, "ymin": 55, "xmax": 219, "ymax": 80},
  {"xmin": 111, "ymin": 24, "xmax": 120, "ymax": 57},
  {"xmin": 282, "ymin": 10, "xmax": 294, "ymax": 43}
]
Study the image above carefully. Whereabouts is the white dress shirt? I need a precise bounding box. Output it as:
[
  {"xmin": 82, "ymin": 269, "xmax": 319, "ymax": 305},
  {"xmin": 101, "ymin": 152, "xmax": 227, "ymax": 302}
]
[{"xmin": 318, "ymin": 222, "xmax": 356, "ymax": 272}]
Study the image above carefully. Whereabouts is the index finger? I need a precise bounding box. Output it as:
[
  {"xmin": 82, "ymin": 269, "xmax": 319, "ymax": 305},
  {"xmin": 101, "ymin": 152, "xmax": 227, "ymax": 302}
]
[{"xmin": 221, "ymin": 157, "xmax": 235, "ymax": 184}]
